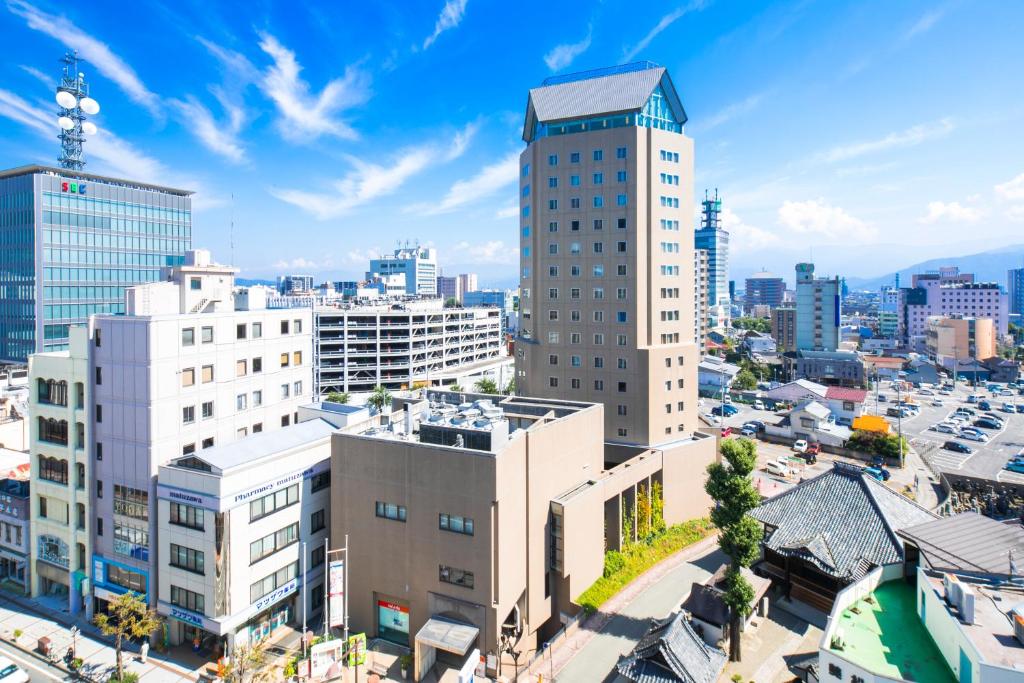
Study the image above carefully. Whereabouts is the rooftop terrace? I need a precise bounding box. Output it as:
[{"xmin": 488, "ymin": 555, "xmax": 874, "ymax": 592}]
[{"xmin": 829, "ymin": 581, "xmax": 955, "ymax": 682}]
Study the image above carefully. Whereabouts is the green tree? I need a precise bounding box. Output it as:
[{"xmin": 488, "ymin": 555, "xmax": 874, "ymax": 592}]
[
  {"xmin": 636, "ymin": 484, "xmax": 652, "ymax": 540},
  {"xmin": 367, "ymin": 385, "xmax": 392, "ymax": 413},
  {"xmin": 650, "ymin": 481, "xmax": 666, "ymax": 535},
  {"xmin": 705, "ymin": 438, "xmax": 762, "ymax": 662},
  {"xmin": 326, "ymin": 391, "xmax": 350, "ymax": 404},
  {"xmin": 222, "ymin": 639, "xmax": 277, "ymax": 683},
  {"xmin": 94, "ymin": 591, "xmax": 162, "ymax": 683},
  {"xmin": 733, "ymin": 369, "xmax": 757, "ymax": 391},
  {"xmin": 503, "ymin": 377, "xmax": 516, "ymax": 395},
  {"xmin": 444, "ymin": 297, "xmax": 459, "ymax": 308},
  {"xmin": 448, "ymin": 383, "xmax": 463, "ymax": 392},
  {"xmin": 732, "ymin": 317, "xmax": 771, "ymax": 333},
  {"xmin": 473, "ymin": 378, "xmax": 499, "ymax": 394}
]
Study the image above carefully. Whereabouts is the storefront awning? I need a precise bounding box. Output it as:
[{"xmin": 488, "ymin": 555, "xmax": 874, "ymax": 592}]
[{"xmin": 414, "ymin": 618, "xmax": 479, "ymax": 655}]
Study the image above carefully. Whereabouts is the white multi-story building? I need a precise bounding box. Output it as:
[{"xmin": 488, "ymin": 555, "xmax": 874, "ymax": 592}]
[
  {"xmin": 368, "ymin": 247, "xmax": 438, "ymax": 297},
  {"xmin": 795, "ymin": 262, "xmax": 841, "ymax": 352},
  {"xmin": 89, "ymin": 250, "xmax": 313, "ymax": 614},
  {"xmin": 313, "ymin": 300, "xmax": 504, "ymax": 394},
  {"xmin": 904, "ymin": 269, "xmax": 1008, "ymax": 348},
  {"xmin": 28, "ymin": 326, "xmax": 92, "ymax": 614},
  {"xmin": 156, "ymin": 418, "xmax": 334, "ymax": 653}
]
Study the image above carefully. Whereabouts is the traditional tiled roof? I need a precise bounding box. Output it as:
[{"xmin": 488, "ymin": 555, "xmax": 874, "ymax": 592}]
[
  {"xmin": 752, "ymin": 462, "xmax": 937, "ymax": 580},
  {"xmin": 825, "ymin": 386, "xmax": 868, "ymax": 403},
  {"xmin": 616, "ymin": 612, "xmax": 726, "ymax": 683}
]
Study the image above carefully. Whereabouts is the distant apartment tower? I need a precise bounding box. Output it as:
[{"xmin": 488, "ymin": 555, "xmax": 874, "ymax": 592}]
[
  {"xmin": 436, "ymin": 275, "xmax": 461, "ymax": 303},
  {"xmin": 926, "ymin": 316, "xmax": 997, "ymax": 369},
  {"xmin": 463, "ymin": 289, "xmax": 515, "ymax": 334},
  {"xmin": 458, "ymin": 273, "xmax": 478, "ymax": 296},
  {"xmin": 0, "ymin": 165, "xmax": 192, "ymax": 362},
  {"xmin": 771, "ymin": 307, "xmax": 796, "ymax": 352},
  {"xmin": 744, "ymin": 271, "xmax": 785, "ymax": 311},
  {"xmin": 694, "ymin": 189, "xmax": 729, "ymax": 328},
  {"xmin": 694, "ymin": 249, "xmax": 709, "ymax": 347},
  {"xmin": 795, "ymin": 263, "xmax": 840, "ymax": 352},
  {"xmin": 277, "ymin": 274, "xmax": 313, "ymax": 294},
  {"xmin": 904, "ymin": 267, "xmax": 1007, "ymax": 348},
  {"xmin": 516, "ymin": 62, "xmax": 700, "ymax": 446},
  {"xmin": 879, "ymin": 286, "xmax": 903, "ymax": 340},
  {"xmin": 368, "ymin": 246, "xmax": 438, "ymax": 297},
  {"xmin": 89, "ymin": 250, "xmax": 313, "ymax": 612},
  {"xmin": 1008, "ymin": 268, "xmax": 1024, "ymax": 315}
]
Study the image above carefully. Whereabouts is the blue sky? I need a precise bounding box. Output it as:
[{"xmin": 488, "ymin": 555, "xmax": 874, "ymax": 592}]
[{"xmin": 2, "ymin": 0, "xmax": 1023, "ymax": 287}]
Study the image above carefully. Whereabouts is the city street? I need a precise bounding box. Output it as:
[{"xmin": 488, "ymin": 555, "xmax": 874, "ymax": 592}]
[{"xmin": 0, "ymin": 640, "xmax": 68, "ymax": 682}]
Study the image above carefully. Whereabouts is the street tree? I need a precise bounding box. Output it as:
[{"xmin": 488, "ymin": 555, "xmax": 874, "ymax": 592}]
[
  {"xmin": 367, "ymin": 385, "xmax": 392, "ymax": 413},
  {"xmin": 704, "ymin": 438, "xmax": 762, "ymax": 661},
  {"xmin": 222, "ymin": 639, "xmax": 277, "ymax": 683},
  {"xmin": 473, "ymin": 378, "xmax": 498, "ymax": 394},
  {"xmin": 93, "ymin": 591, "xmax": 162, "ymax": 683}
]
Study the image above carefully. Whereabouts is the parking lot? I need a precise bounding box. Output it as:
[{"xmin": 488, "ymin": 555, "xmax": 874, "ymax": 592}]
[{"xmin": 700, "ymin": 376, "xmax": 1024, "ymax": 491}]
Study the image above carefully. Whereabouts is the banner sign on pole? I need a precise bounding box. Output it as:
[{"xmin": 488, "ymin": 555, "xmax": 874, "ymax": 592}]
[
  {"xmin": 328, "ymin": 559, "xmax": 345, "ymax": 627},
  {"xmin": 347, "ymin": 633, "xmax": 367, "ymax": 666}
]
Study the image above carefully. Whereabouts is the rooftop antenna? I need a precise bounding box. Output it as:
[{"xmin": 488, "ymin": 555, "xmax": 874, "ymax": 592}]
[{"xmin": 56, "ymin": 50, "xmax": 100, "ymax": 170}]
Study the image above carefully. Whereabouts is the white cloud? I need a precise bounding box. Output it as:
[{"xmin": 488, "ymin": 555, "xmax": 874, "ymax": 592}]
[
  {"xmin": 544, "ymin": 28, "xmax": 592, "ymax": 71},
  {"xmin": 690, "ymin": 93, "xmax": 764, "ymax": 133},
  {"xmin": 777, "ymin": 199, "xmax": 876, "ymax": 241},
  {"xmin": 423, "ymin": 0, "xmax": 468, "ymax": 50},
  {"xmin": 995, "ymin": 172, "xmax": 1024, "ymax": 201},
  {"xmin": 1004, "ymin": 205, "xmax": 1024, "ymax": 223},
  {"xmin": 495, "ymin": 201, "xmax": 518, "ymax": 219},
  {"xmin": 820, "ymin": 118, "xmax": 954, "ymax": 163},
  {"xmin": 18, "ymin": 64, "xmax": 50, "ymax": 87},
  {"xmin": 8, "ymin": 0, "xmax": 161, "ymax": 118},
  {"xmin": 919, "ymin": 201, "xmax": 985, "ymax": 224},
  {"xmin": 417, "ymin": 152, "xmax": 519, "ymax": 215},
  {"xmin": 273, "ymin": 257, "xmax": 325, "ymax": 270},
  {"xmin": 720, "ymin": 208, "xmax": 779, "ymax": 253},
  {"xmin": 271, "ymin": 124, "xmax": 476, "ymax": 220},
  {"xmin": 258, "ymin": 32, "xmax": 370, "ymax": 141},
  {"xmin": 623, "ymin": 1, "xmax": 707, "ymax": 61},
  {"xmin": 197, "ymin": 36, "xmax": 260, "ymax": 84},
  {"xmin": 904, "ymin": 7, "xmax": 947, "ymax": 40},
  {"xmin": 169, "ymin": 92, "xmax": 246, "ymax": 163},
  {"xmin": 451, "ymin": 240, "xmax": 515, "ymax": 265}
]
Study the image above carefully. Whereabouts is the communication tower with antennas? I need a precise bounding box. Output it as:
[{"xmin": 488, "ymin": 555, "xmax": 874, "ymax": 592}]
[{"xmin": 55, "ymin": 50, "xmax": 100, "ymax": 170}]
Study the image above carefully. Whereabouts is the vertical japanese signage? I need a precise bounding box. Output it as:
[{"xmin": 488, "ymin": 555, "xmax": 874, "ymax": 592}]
[{"xmin": 328, "ymin": 559, "xmax": 345, "ymax": 627}]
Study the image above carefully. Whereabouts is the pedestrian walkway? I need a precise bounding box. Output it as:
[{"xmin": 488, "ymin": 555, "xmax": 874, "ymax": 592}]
[
  {"xmin": 0, "ymin": 591, "xmax": 198, "ymax": 682},
  {"xmin": 522, "ymin": 533, "xmax": 722, "ymax": 682}
]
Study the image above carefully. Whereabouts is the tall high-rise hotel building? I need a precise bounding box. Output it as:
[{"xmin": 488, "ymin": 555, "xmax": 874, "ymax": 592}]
[
  {"xmin": 516, "ymin": 63, "xmax": 699, "ymax": 446},
  {"xmin": 0, "ymin": 166, "xmax": 191, "ymax": 362}
]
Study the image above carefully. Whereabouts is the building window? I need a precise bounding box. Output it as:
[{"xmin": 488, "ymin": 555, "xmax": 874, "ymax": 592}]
[
  {"xmin": 183, "ymin": 405, "xmax": 195, "ymax": 424},
  {"xmin": 107, "ymin": 563, "xmax": 146, "ymax": 593},
  {"xmin": 250, "ymin": 522, "xmax": 300, "ymax": 564},
  {"xmin": 250, "ymin": 484, "xmax": 300, "ymax": 522},
  {"xmin": 280, "ymin": 353, "xmax": 290, "ymax": 368},
  {"xmin": 95, "ymin": 405, "xmax": 102, "ymax": 423},
  {"xmin": 236, "ymin": 323, "xmax": 247, "ymax": 340},
  {"xmin": 594, "ymin": 219, "xmax": 603, "ymax": 230},
  {"xmin": 113, "ymin": 522, "xmax": 150, "ymax": 561},
  {"xmin": 253, "ymin": 357, "xmax": 263, "ymax": 373},
  {"xmin": 95, "ymin": 367, "xmax": 102, "ymax": 385},
  {"xmin": 236, "ymin": 394, "xmax": 247, "ymax": 411},
  {"xmin": 170, "ymin": 586, "xmax": 204, "ymax": 614},
  {"xmin": 169, "ymin": 543, "xmax": 205, "ymax": 575},
  {"xmin": 182, "ymin": 328, "xmax": 195, "ymax": 346},
  {"xmin": 202, "ymin": 326, "xmax": 214, "ymax": 343},
  {"xmin": 38, "ymin": 455, "xmax": 68, "ymax": 485},
  {"xmin": 375, "ymin": 501, "xmax": 407, "ymax": 522},
  {"xmin": 593, "ymin": 196, "xmax": 604, "ymax": 208},
  {"xmin": 114, "ymin": 484, "xmax": 148, "ymax": 520},
  {"xmin": 281, "ymin": 320, "xmax": 290, "ymax": 334},
  {"xmin": 618, "ymin": 381, "xmax": 627, "ymax": 392},
  {"xmin": 593, "ymin": 172, "xmax": 604, "ymax": 185},
  {"xmin": 549, "ymin": 377, "xmax": 558, "ymax": 388},
  {"xmin": 570, "ymin": 152, "xmax": 580, "ymax": 163},
  {"xmin": 548, "ymin": 154, "xmax": 558, "ymax": 166},
  {"xmin": 202, "ymin": 437, "xmax": 214, "ymax": 449},
  {"xmin": 294, "ymin": 319, "xmax": 303, "ymax": 334},
  {"xmin": 202, "ymin": 401, "xmax": 214, "ymax": 419},
  {"xmin": 310, "ymin": 471, "xmax": 330, "ymax": 493},
  {"xmin": 617, "ymin": 405, "xmax": 627, "ymax": 416},
  {"xmin": 311, "ymin": 546, "xmax": 325, "ymax": 568},
  {"xmin": 439, "ymin": 565, "xmax": 474, "ymax": 589},
  {"xmin": 253, "ymin": 390, "xmax": 263, "ymax": 407},
  {"xmin": 593, "ymin": 149, "xmax": 603, "ymax": 161},
  {"xmin": 190, "ymin": 277, "xmax": 201, "ymax": 291},
  {"xmin": 594, "ymin": 380, "xmax": 604, "ymax": 390},
  {"xmin": 170, "ymin": 502, "xmax": 205, "ymax": 531},
  {"xmin": 281, "ymin": 383, "xmax": 290, "ymax": 399},
  {"xmin": 252, "ymin": 322, "xmax": 262, "ymax": 338},
  {"xmin": 311, "ymin": 509, "xmax": 326, "ymax": 532},
  {"xmin": 202, "ymin": 365, "xmax": 214, "ymax": 383},
  {"xmin": 236, "ymin": 359, "xmax": 247, "ymax": 377},
  {"xmin": 250, "ymin": 562, "xmax": 299, "ymax": 603},
  {"xmin": 440, "ymin": 514, "xmax": 474, "ymax": 535},
  {"xmin": 616, "ymin": 146, "xmax": 627, "ymax": 159}
]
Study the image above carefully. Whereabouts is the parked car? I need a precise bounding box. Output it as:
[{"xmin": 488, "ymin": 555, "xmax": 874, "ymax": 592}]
[
  {"xmin": 744, "ymin": 420, "xmax": 766, "ymax": 432},
  {"xmin": 753, "ymin": 399, "xmax": 765, "ymax": 410},
  {"xmin": 1016, "ymin": 404, "xmax": 1024, "ymax": 414},
  {"xmin": 793, "ymin": 439, "xmax": 809, "ymax": 453},
  {"xmin": 863, "ymin": 466, "xmax": 891, "ymax": 481},
  {"xmin": 960, "ymin": 430, "xmax": 990, "ymax": 443},
  {"xmin": 955, "ymin": 407, "xmax": 976, "ymax": 416},
  {"xmin": 721, "ymin": 426, "xmax": 733, "ymax": 438},
  {"xmin": 766, "ymin": 460, "xmax": 790, "ymax": 477},
  {"xmin": 740, "ymin": 426, "xmax": 757, "ymax": 437},
  {"xmin": 982, "ymin": 412, "xmax": 1004, "ymax": 424},
  {"xmin": 1001, "ymin": 390, "xmax": 1014, "ymax": 397},
  {"xmin": 932, "ymin": 423, "xmax": 959, "ymax": 434},
  {"xmin": 977, "ymin": 400, "xmax": 991, "ymax": 411},
  {"xmin": 723, "ymin": 394, "xmax": 732, "ymax": 404},
  {"xmin": 1002, "ymin": 403, "xmax": 1016, "ymax": 413},
  {"xmin": 967, "ymin": 394, "xmax": 982, "ymax": 404},
  {"xmin": 1004, "ymin": 461, "xmax": 1024, "ymax": 474},
  {"xmin": 943, "ymin": 441, "xmax": 973, "ymax": 454},
  {"xmin": 974, "ymin": 418, "xmax": 1002, "ymax": 430},
  {"xmin": 711, "ymin": 404, "xmax": 739, "ymax": 417},
  {"xmin": 919, "ymin": 388, "xmax": 934, "ymax": 395},
  {"xmin": 0, "ymin": 658, "xmax": 29, "ymax": 683},
  {"xmin": 836, "ymin": 416, "xmax": 852, "ymax": 427},
  {"xmin": 877, "ymin": 394, "xmax": 888, "ymax": 403},
  {"xmin": 930, "ymin": 399, "xmax": 944, "ymax": 407}
]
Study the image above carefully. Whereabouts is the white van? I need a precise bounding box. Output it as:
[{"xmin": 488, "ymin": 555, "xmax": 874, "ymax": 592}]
[{"xmin": 766, "ymin": 460, "xmax": 789, "ymax": 477}]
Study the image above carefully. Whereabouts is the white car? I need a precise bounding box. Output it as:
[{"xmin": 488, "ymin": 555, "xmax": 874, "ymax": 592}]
[
  {"xmin": 793, "ymin": 439, "xmax": 809, "ymax": 453},
  {"xmin": 932, "ymin": 423, "xmax": 959, "ymax": 434},
  {"xmin": 930, "ymin": 399, "xmax": 944, "ymax": 406},
  {"xmin": 0, "ymin": 657, "xmax": 29, "ymax": 683},
  {"xmin": 919, "ymin": 388, "xmax": 934, "ymax": 395},
  {"xmin": 960, "ymin": 430, "xmax": 990, "ymax": 443},
  {"xmin": 766, "ymin": 460, "xmax": 790, "ymax": 477},
  {"xmin": 753, "ymin": 400, "xmax": 765, "ymax": 410}
]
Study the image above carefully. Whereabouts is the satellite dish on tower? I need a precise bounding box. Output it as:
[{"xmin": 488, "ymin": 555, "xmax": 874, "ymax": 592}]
[
  {"xmin": 57, "ymin": 116, "xmax": 75, "ymax": 130},
  {"xmin": 79, "ymin": 97, "xmax": 99, "ymax": 115},
  {"xmin": 55, "ymin": 91, "xmax": 77, "ymax": 109},
  {"xmin": 82, "ymin": 121, "xmax": 97, "ymax": 135}
]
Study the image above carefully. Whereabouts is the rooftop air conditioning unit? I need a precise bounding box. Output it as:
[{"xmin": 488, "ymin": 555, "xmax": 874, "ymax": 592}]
[
  {"xmin": 960, "ymin": 585, "xmax": 976, "ymax": 625},
  {"xmin": 1014, "ymin": 613, "xmax": 1024, "ymax": 646}
]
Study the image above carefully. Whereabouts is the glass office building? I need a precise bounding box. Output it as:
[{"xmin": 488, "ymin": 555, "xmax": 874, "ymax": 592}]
[{"xmin": 0, "ymin": 165, "xmax": 192, "ymax": 361}]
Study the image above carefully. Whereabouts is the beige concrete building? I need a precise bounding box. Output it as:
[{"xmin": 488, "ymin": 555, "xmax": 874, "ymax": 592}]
[
  {"xmin": 772, "ymin": 307, "xmax": 797, "ymax": 353},
  {"xmin": 515, "ymin": 63, "xmax": 700, "ymax": 447},
  {"xmin": 926, "ymin": 316, "xmax": 997, "ymax": 365},
  {"xmin": 694, "ymin": 248, "xmax": 709, "ymax": 350},
  {"xmin": 329, "ymin": 390, "xmax": 716, "ymax": 680}
]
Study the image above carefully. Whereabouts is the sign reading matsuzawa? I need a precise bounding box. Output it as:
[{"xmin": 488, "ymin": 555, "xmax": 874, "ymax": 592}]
[{"xmin": 156, "ymin": 460, "xmax": 329, "ymax": 513}]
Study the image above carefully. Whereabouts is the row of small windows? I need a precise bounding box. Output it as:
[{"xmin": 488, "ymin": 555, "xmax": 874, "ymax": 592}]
[
  {"xmin": 660, "ymin": 219, "xmax": 681, "ymax": 231},
  {"xmin": 539, "ymin": 263, "xmax": 628, "ymax": 278},
  {"xmin": 547, "ymin": 171, "xmax": 630, "ymax": 188},
  {"xmin": 42, "ymin": 192, "xmax": 191, "ymax": 221},
  {"xmin": 547, "ymin": 287, "xmax": 629, "ymax": 300},
  {"xmin": 540, "ymin": 195, "xmax": 628, "ymax": 210},
  {"xmin": 545, "ymin": 148, "xmax": 628, "ymax": 167},
  {"xmin": 547, "ymin": 310, "xmax": 629, "ymax": 323},
  {"xmin": 43, "ymin": 267, "xmax": 167, "ymax": 284},
  {"xmin": 659, "ymin": 196, "xmax": 680, "ymax": 208},
  {"xmin": 545, "ymin": 332, "xmax": 628, "ymax": 346},
  {"xmin": 42, "ymin": 212, "xmax": 190, "ymax": 238},
  {"xmin": 659, "ymin": 150, "xmax": 681, "ymax": 162},
  {"xmin": 659, "ymin": 173, "xmax": 680, "ymax": 185},
  {"xmin": 525, "ymin": 241, "xmax": 630, "ymax": 258},
  {"xmin": 660, "ymin": 242, "xmax": 680, "ymax": 253}
]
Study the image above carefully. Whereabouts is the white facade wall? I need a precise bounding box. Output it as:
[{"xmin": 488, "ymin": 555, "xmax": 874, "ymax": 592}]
[
  {"xmin": 91, "ymin": 306, "xmax": 313, "ymax": 607},
  {"xmin": 156, "ymin": 434, "xmax": 331, "ymax": 650}
]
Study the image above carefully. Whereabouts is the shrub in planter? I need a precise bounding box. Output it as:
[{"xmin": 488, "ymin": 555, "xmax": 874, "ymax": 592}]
[{"xmin": 12, "ymin": 629, "xmax": 21, "ymax": 639}]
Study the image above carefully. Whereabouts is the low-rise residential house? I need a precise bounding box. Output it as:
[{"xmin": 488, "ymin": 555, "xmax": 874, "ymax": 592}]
[
  {"xmin": 752, "ymin": 462, "xmax": 935, "ymax": 613},
  {"xmin": 861, "ymin": 355, "xmax": 907, "ymax": 382},
  {"xmin": 739, "ymin": 330, "xmax": 777, "ymax": 355},
  {"xmin": 697, "ymin": 356, "xmax": 739, "ymax": 397},
  {"xmin": 824, "ymin": 386, "xmax": 868, "ymax": 424},
  {"xmin": 764, "ymin": 400, "xmax": 852, "ymax": 447},
  {"xmin": 819, "ymin": 512, "xmax": 1024, "ymax": 682},
  {"xmin": 982, "ymin": 356, "xmax": 1020, "ymax": 384},
  {"xmin": 784, "ymin": 350, "xmax": 865, "ymax": 388}
]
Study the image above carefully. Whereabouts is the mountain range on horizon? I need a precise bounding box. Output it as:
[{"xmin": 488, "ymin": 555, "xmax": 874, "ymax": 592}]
[{"xmin": 842, "ymin": 244, "xmax": 1024, "ymax": 291}]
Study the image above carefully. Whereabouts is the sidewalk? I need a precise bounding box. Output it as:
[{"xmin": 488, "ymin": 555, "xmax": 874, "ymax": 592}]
[
  {"xmin": 521, "ymin": 532, "xmax": 721, "ymax": 682},
  {"xmin": 0, "ymin": 590, "xmax": 199, "ymax": 682}
]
